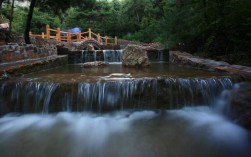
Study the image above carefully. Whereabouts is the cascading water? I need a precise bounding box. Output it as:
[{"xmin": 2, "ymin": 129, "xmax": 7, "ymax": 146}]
[
  {"xmin": 0, "ymin": 63, "xmax": 250, "ymax": 157},
  {"xmin": 80, "ymin": 50, "xmax": 123, "ymax": 63},
  {"xmin": 103, "ymin": 50, "xmax": 123, "ymax": 63},
  {"xmin": 0, "ymin": 77, "xmax": 234, "ymax": 114},
  {"xmin": 0, "ymin": 82, "xmax": 58, "ymax": 114},
  {"xmin": 147, "ymin": 49, "xmax": 168, "ymax": 62},
  {"xmin": 158, "ymin": 50, "xmax": 164, "ymax": 61},
  {"xmin": 81, "ymin": 50, "xmax": 97, "ymax": 62},
  {"xmin": 78, "ymin": 49, "xmax": 167, "ymax": 64}
]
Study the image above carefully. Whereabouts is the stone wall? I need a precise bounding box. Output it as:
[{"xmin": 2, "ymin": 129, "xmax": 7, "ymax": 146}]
[
  {"xmin": 0, "ymin": 43, "xmax": 56, "ymax": 64},
  {"xmin": 0, "ymin": 55, "xmax": 68, "ymax": 80}
]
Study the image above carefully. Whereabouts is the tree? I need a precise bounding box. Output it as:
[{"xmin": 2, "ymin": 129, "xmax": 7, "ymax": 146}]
[
  {"xmin": 0, "ymin": 0, "xmax": 4, "ymax": 8},
  {"xmin": 24, "ymin": 0, "xmax": 36, "ymax": 44},
  {"xmin": 0, "ymin": 0, "xmax": 16, "ymax": 32},
  {"xmin": 8, "ymin": 0, "xmax": 251, "ymax": 64},
  {"xmin": 11, "ymin": 6, "xmax": 27, "ymax": 33},
  {"xmin": 9, "ymin": 0, "xmax": 15, "ymax": 32},
  {"xmin": 62, "ymin": 0, "xmax": 112, "ymax": 34},
  {"xmin": 37, "ymin": 0, "xmax": 71, "ymax": 14}
]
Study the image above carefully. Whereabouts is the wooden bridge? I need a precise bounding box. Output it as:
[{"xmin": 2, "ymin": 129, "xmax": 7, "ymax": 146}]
[{"xmin": 29, "ymin": 24, "xmax": 118, "ymax": 45}]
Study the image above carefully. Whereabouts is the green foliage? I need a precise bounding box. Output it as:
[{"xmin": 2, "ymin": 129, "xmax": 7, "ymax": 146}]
[
  {"xmin": 11, "ymin": 6, "xmax": 27, "ymax": 33},
  {"xmin": 31, "ymin": 8, "xmax": 61, "ymax": 33},
  {"xmin": 11, "ymin": 7, "xmax": 60, "ymax": 34},
  {"xmin": 8, "ymin": 0, "xmax": 251, "ymax": 64},
  {"xmin": 156, "ymin": 0, "xmax": 251, "ymax": 64}
]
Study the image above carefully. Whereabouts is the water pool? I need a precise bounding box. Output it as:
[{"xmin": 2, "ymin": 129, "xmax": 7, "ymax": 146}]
[{"xmin": 0, "ymin": 62, "xmax": 249, "ymax": 157}]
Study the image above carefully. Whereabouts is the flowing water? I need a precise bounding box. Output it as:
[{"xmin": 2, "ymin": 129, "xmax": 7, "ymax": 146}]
[
  {"xmin": 103, "ymin": 50, "xmax": 123, "ymax": 63},
  {"xmin": 0, "ymin": 63, "xmax": 250, "ymax": 157},
  {"xmin": 81, "ymin": 50, "xmax": 123, "ymax": 63}
]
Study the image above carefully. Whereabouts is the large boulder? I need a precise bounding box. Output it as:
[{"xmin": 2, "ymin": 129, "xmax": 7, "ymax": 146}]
[
  {"xmin": 122, "ymin": 44, "xmax": 149, "ymax": 67},
  {"xmin": 228, "ymin": 82, "xmax": 251, "ymax": 130}
]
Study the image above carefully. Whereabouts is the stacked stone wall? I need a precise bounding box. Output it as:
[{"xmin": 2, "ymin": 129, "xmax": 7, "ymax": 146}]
[{"xmin": 0, "ymin": 44, "xmax": 56, "ymax": 63}]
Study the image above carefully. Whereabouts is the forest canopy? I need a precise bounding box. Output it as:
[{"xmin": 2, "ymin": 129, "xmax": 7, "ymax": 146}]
[{"xmin": 1, "ymin": 0, "xmax": 251, "ymax": 64}]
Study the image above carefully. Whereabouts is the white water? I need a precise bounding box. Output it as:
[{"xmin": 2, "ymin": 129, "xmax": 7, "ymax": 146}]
[
  {"xmin": 0, "ymin": 107, "xmax": 250, "ymax": 157},
  {"xmin": 81, "ymin": 50, "xmax": 123, "ymax": 63},
  {"xmin": 103, "ymin": 50, "xmax": 123, "ymax": 62},
  {"xmin": 0, "ymin": 77, "xmax": 235, "ymax": 114}
]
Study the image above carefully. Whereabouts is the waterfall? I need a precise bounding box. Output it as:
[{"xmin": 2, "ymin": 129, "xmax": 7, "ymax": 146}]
[
  {"xmin": 0, "ymin": 82, "xmax": 58, "ymax": 114},
  {"xmin": 77, "ymin": 49, "xmax": 169, "ymax": 64},
  {"xmin": 80, "ymin": 50, "xmax": 122, "ymax": 63},
  {"xmin": 147, "ymin": 49, "xmax": 168, "ymax": 62},
  {"xmin": 77, "ymin": 80, "xmax": 146, "ymax": 112},
  {"xmin": 0, "ymin": 77, "xmax": 234, "ymax": 115},
  {"xmin": 81, "ymin": 50, "xmax": 97, "ymax": 62},
  {"xmin": 164, "ymin": 77, "xmax": 234, "ymax": 107},
  {"xmin": 158, "ymin": 50, "xmax": 164, "ymax": 62},
  {"xmin": 103, "ymin": 50, "xmax": 123, "ymax": 63},
  {"xmin": 1, "ymin": 77, "xmax": 250, "ymax": 157}
]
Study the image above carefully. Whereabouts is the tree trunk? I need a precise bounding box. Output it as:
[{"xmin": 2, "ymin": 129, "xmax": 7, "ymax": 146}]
[
  {"xmin": 9, "ymin": 0, "xmax": 15, "ymax": 33},
  {"xmin": 0, "ymin": 0, "xmax": 4, "ymax": 9},
  {"xmin": 24, "ymin": 0, "xmax": 36, "ymax": 44}
]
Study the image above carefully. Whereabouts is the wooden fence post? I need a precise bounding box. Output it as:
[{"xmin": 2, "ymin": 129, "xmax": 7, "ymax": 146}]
[
  {"xmin": 88, "ymin": 28, "xmax": 91, "ymax": 39},
  {"xmin": 46, "ymin": 24, "xmax": 50, "ymax": 39},
  {"xmin": 42, "ymin": 32, "xmax": 44, "ymax": 39},
  {"xmin": 67, "ymin": 29, "xmax": 71, "ymax": 43},
  {"xmin": 56, "ymin": 27, "xmax": 61, "ymax": 41},
  {"xmin": 115, "ymin": 36, "xmax": 117, "ymax": 45},
  {"xmin": 105, "ymin": 36, "xmax": 108, "ymax": 45},
  {"xmin": 77, "ymin": 31, "xmax": 81, "ymax": 42},
  {"xmin": 97, "ymin": 33, "xmax": 100, "ymax": 44}
]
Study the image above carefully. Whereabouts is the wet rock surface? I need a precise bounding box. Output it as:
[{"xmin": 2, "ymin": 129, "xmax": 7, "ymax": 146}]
[
  {"xmin": 0, "ymin": 55, "xmax": 68, "ymax": 79},
  {"xmin": 169, "ymin": 51, "xmax": 251, "ymax": 130},
  {"xmin": 82, "ymin": 61, "xmax": 108, "ymax": 67},
  {"xmin": 169, "ymin": 51, "xmax": 251, "ymax": 81},
  {"xmin": 122, "ymin": 44, "xmax": 149, "ymax": 67},
  {"xmin": 228, "ymin": 82, "xmax": 251, "ymax": 131}
]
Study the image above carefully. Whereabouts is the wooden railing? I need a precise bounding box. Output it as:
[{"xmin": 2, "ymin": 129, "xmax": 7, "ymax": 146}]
[{"xmin": 29, "ymin": 24, "xmax": 118, "ymax": 45}]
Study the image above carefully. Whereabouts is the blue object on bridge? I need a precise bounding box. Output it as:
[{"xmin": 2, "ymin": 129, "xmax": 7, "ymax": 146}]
[
  {"xmin": 61, "ymin": 27, "xmax": 81, "ymax": 36},
  {"xmin": 70, "ymin": 27, "xmax": 81, "ymax": 33}
]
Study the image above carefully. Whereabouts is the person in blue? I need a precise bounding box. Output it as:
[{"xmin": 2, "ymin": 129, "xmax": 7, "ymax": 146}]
[
  {"xmin": 70, "ymin": 27, "xmax": 81, "ymax": 33},
  {"xmin": 62, "ymin": 27, "xmax": 81, "ymax": 36}
]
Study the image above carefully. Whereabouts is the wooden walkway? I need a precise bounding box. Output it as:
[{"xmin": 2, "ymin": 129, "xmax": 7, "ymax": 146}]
[{"xmin": 29, "ymin": 24, "xmax": 117, "ymax": 45}]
